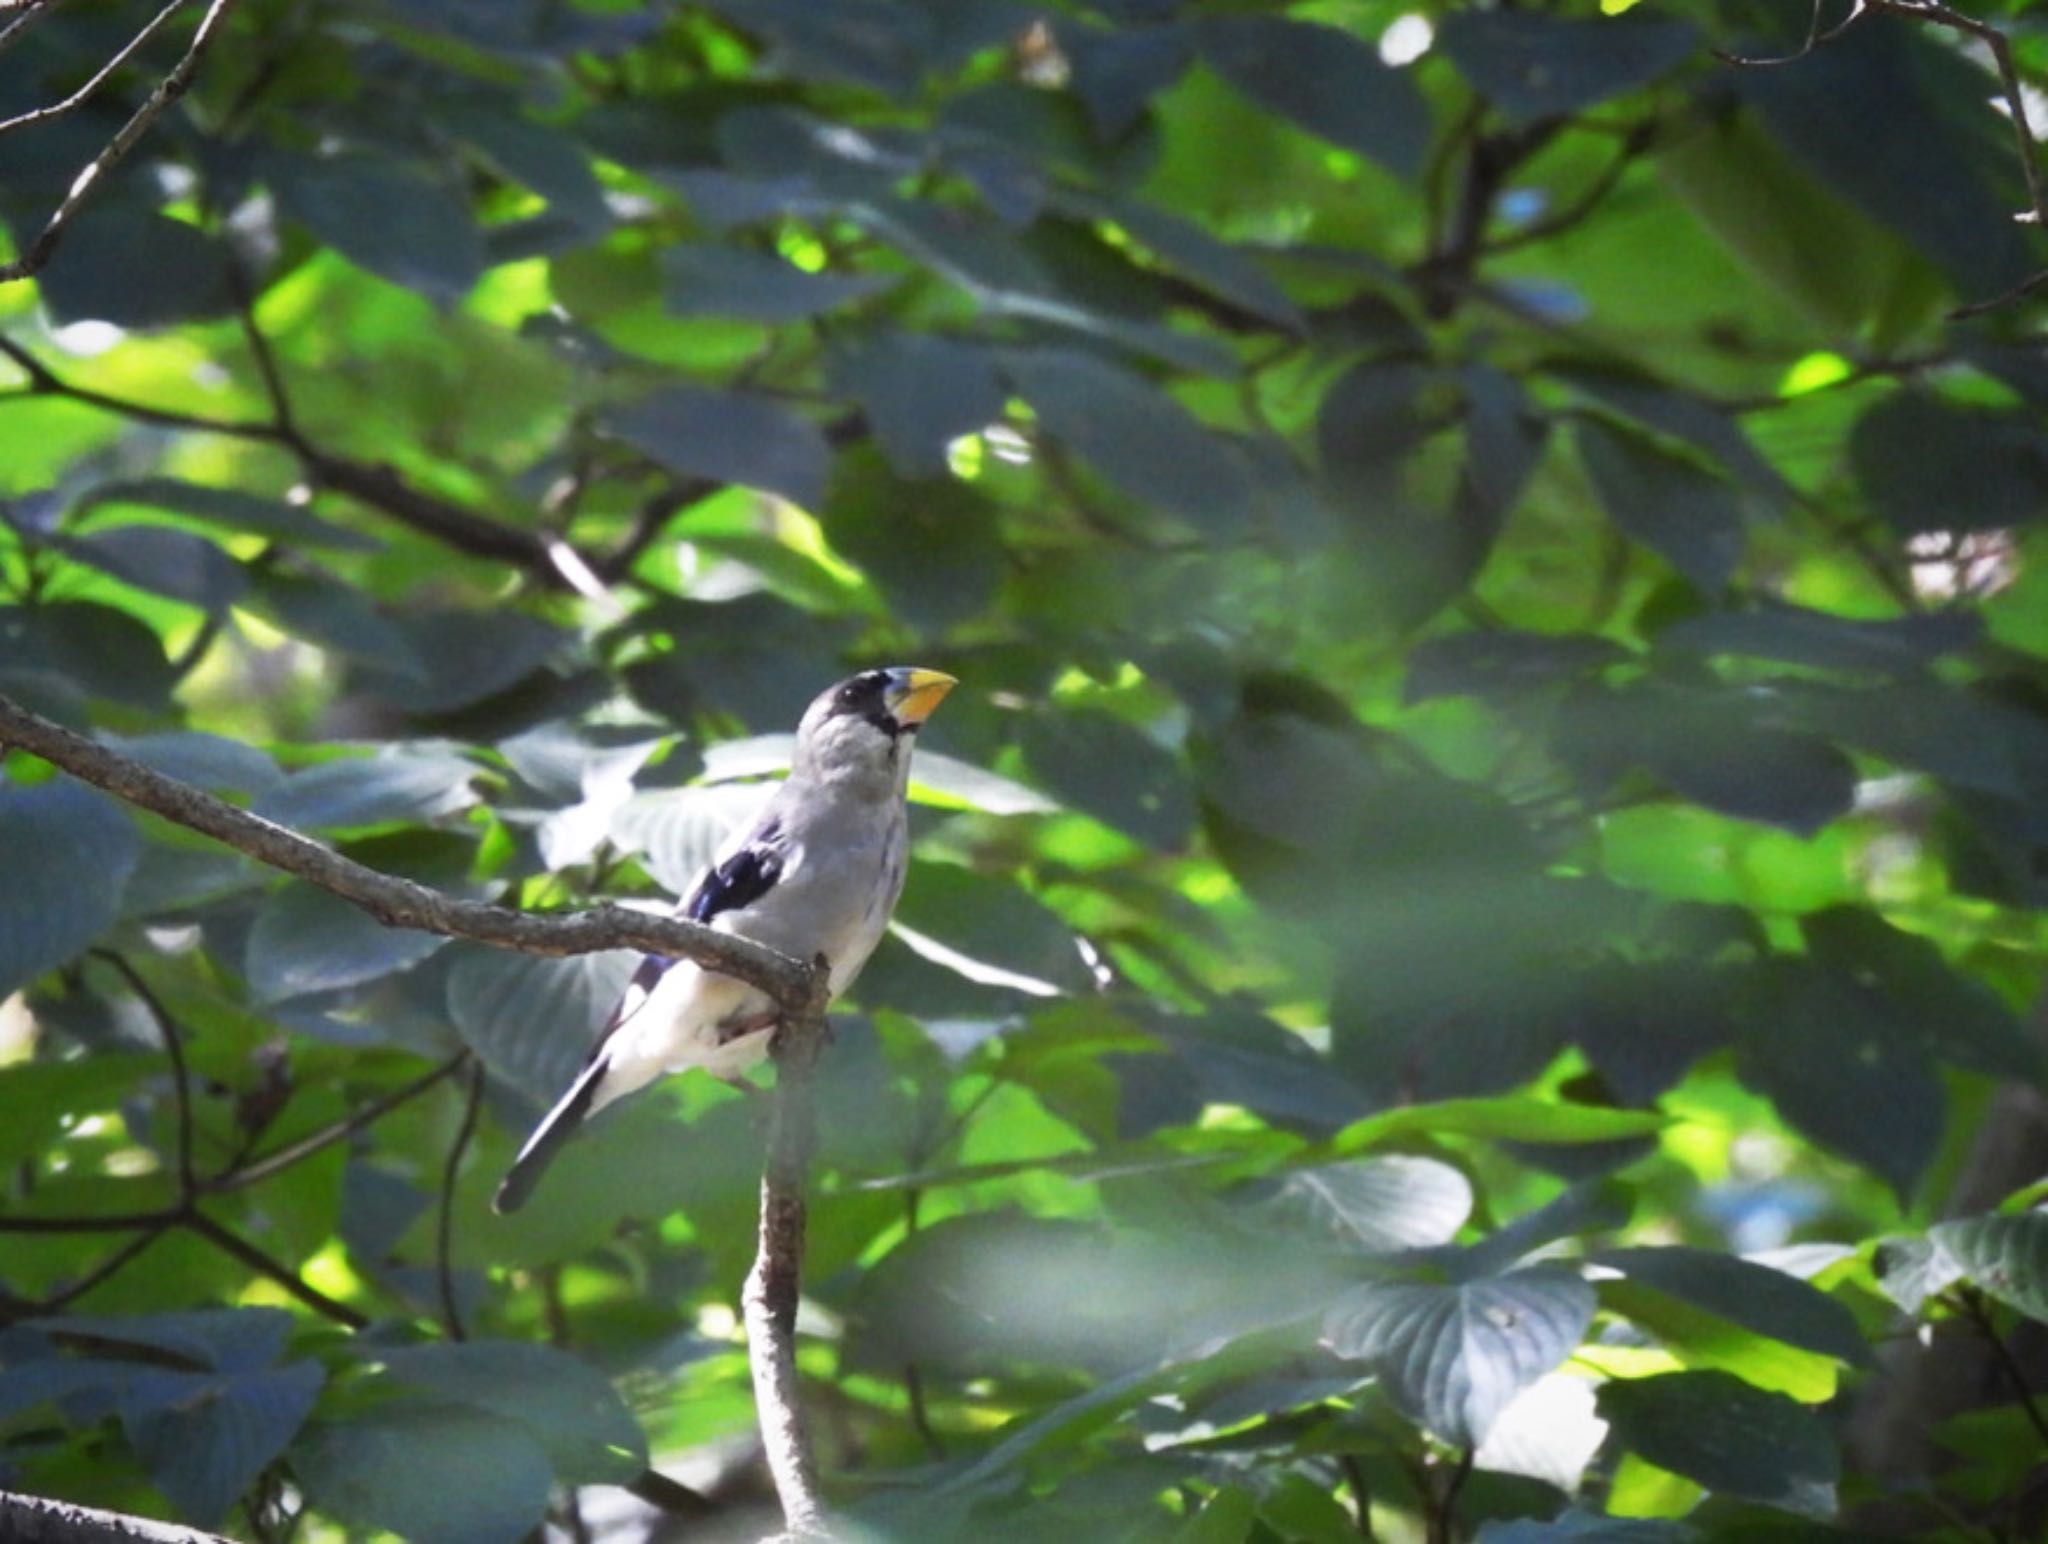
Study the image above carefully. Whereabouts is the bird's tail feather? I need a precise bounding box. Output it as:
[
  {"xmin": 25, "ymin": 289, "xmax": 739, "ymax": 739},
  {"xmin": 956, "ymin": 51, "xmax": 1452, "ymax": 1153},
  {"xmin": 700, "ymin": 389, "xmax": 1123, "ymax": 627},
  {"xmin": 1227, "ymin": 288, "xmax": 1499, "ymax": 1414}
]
[{"xmin": 493, "ymin": 1052, "xmax": 610, "ymax": 1214}]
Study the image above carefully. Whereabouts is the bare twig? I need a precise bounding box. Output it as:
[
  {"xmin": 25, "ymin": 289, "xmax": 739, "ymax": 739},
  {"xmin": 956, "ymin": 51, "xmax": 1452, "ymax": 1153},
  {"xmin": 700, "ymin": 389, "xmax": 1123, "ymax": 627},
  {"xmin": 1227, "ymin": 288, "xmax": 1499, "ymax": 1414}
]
[
  {"xmin": 435, "ymin": 1057, "xmax": 484, "ymax": 1342},
  {"xmin": 1953, "ymin": 1286, "xmax": 2048, "ymax": 1450},
  {"xmin": 1338, "ymin": 1453, "xmax": 1377, "ymax": 1541},
  {"xmin": 89, "ymin": 951, "xmax": 197, "ymax": 1197},
  {"xmin": 182, "ymin": 1208, "xmax": 368, "ymax": 1328},
  {"xmin": 0, "ymin": 0, "xmax": 67, "ymax": 59},
  {"xmin": 1424, "ymin": 1448, "xmax": 1475, "ymax": 1544},
  {"xmin": 208, "ymin": 1053, "xmax": 467, "ymax": 1192},
  {"xmin": 0, "ymin": 0, "xmax": 191, "ymax": 137},
  {"xmin": 0, "ymin": 691, "xmax": 821, "ymax": 1011},
  {"xmin": 0, "ymin": 1489, "xmax": 233, "ymax": 1544},
  {"xmin": 11, "ymin": 1225, "xmax": 171, "ymax": 1316},
  {"xmin": 0, "ymin": 0, "xmax": 241, "ymax": 284},
  {"xmin": 1713, "ymin": 0, "xmax": 1867, "ymax": 66},
  {"xmin": 741, "ymin": 969, "xmax": 835, "ymax": 1540}
]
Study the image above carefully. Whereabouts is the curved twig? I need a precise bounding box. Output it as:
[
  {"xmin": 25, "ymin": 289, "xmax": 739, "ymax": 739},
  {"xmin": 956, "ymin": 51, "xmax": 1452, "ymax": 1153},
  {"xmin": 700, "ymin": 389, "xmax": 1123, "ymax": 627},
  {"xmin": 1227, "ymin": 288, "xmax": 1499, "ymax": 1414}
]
[
  {"xmin": 0, "ymin": 0, "xmax": 192, "ymax": 137},
  {"xmin": 436, "ymin": 1057, "xmax": 484, "ymax": 1341}
]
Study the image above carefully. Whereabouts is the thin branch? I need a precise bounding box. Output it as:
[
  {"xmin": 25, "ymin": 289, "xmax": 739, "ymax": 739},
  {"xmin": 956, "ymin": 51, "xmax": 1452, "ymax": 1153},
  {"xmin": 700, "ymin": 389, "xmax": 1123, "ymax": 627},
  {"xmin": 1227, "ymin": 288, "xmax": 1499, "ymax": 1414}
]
[
  {"xmin": 903, "ymin": 1362, "xmax": 945, "ymax": 1461},
  {"xmin": 10, "ymin": 1224, "xmax": 172, "ymax": 1316},
  {"xmin": 435, "ymin": 1057, "xmax": 484, "ymax": 1342},
  {"xmin": 207, "ymin": 1053, "xmax": 467, "ymax": 1192},
  {"xmin": 1481, "ymin": 121, "xmax": 1657, "ymax": 257},
  {"xmin": 0, "ymin": 0, "xmax": 67, "ymax": 60},
  {"xmin": 88, "ymin": 951, "xmax": 197, "ymax": 1197},
  {"xmin": 1424, "ymin": 1448, "xmax": 1475, "ymax": 1544},
  {"xmin": 0, "ymin": 336, "xmax": 287, "ymax": 442},
  {"xmin": 0, "ymin": 1207, "xmax": 181, "ymax": 1234},
  {"xmin": 623, "ymin": 1471, "xmax": 719, "ymax": 1520},
  {"xmin": 1337, "ymin": 1453, "xmax": 1377, "ymax": 1541},
  {"xmin": 0, "ymin": 1489, "xmax": 234, "ymax": 1544},
  {"xmin": 182, "ymin": 1209, "xmax": 368, "ymax": 1329},
  {"xmin": 0, "ymin": 0, "xmax": 191, "ymax": 137},
  {"xmin": 1954, "ymin": 1286, "xmax": 2048, "ymax": 1450},
  {"xmin": 741, "ymin": 971, "xmax": 835, "ymax": 1540},
  {"xmin": 1713, "ymin": 0, "xmax": 1867, "ymax": 66},
  {"xmin": 0, "ymin": 691, "xmax": 822, "ymax": 1011},
  {"xmin": 0, "ymin": 0, "xmax": 241, "ymax": 285}
]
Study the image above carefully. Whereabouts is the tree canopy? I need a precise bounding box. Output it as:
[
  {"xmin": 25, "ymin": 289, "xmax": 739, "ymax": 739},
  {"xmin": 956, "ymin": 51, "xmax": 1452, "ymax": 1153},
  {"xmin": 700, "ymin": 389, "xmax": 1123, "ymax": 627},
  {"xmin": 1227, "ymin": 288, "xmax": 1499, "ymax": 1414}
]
[{"xmin": 4, "ymin": 0, "xmax": 2048, "ymax": 1540}]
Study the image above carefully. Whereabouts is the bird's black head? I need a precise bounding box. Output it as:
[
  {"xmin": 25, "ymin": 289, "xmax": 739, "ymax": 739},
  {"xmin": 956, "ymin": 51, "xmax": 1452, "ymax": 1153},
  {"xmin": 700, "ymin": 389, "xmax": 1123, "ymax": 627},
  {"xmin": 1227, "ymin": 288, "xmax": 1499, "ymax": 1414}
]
[{"xmin": 818, "ymin": 666, "xmax": 956, "ymax": 738}]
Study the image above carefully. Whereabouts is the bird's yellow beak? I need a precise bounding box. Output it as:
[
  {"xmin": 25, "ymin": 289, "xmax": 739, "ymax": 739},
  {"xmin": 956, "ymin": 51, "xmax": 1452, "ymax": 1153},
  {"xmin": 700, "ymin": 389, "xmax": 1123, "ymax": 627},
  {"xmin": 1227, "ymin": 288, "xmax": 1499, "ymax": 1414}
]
[{"xmin": 887, "ymin": 668, "xmax": 957, "ymax": 726}]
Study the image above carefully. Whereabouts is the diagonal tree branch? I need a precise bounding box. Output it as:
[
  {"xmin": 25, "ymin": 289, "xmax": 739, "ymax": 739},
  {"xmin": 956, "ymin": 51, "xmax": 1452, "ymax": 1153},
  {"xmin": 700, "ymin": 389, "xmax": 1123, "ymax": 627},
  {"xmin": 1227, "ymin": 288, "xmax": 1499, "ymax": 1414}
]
[
  {"xmin": 0, "ymin": 691, "xmax": 820, "ymax": 1010},
  {"xmin": 0, "ymin": 0, "xmax": 240, "ymax": 284}
]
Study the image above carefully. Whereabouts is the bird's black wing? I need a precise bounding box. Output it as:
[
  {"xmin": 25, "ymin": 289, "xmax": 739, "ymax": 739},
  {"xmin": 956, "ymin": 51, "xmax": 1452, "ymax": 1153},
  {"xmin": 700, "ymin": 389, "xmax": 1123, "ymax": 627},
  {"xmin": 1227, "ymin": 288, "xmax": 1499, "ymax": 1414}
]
[{"xmin": 684, "ymin": 815, "xmax": 786, "ymax": 924}]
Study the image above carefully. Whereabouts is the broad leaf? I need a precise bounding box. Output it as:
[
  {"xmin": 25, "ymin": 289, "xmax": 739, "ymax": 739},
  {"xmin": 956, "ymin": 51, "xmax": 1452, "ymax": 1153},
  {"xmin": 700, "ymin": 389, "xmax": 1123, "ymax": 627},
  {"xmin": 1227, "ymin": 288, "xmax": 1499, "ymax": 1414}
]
[
  {"xmin": 1929, "ymin": 1211, "xmax": 2048, "ymax": 1324},
  {"xmin": 607, "ymin": 384, "xmax": 833, "ymax": 510},
  {"xmin": 1262, "ymin": 1156, "xmax": 1473, "ymax": 1254},
  {"xmin": 1595, "ymin": 1371, "xmax": 1838, "ymax": 1515},
  {"xmin": 293, "ymin": 1401, "xmax": 553, "ymax": 1544},
  {"xmin": 0, "ymin": 779, "xmax": 140, "ymax": 999},
  {"xmin": 245, "ymin": 884, "xmax": 449, "ymax": 1003},
  {"xmin": 1322, "ymin": 1265, "xmax": 1596, "ymax": 1447},
  {"xmin": 380, "ymin": 1339, "xmax": 646, "ymax": 1483},
  {"xmin": 444, "ymin": 945, "xmax": 639, "ymax": 1105}
]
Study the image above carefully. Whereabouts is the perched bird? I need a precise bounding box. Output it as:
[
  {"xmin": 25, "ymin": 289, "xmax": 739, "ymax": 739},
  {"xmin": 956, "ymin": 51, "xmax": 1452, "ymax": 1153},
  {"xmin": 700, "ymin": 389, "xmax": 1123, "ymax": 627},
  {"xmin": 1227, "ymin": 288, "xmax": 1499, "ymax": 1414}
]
[{"xmin": 493, "ymin": 667, "xmax": 957, "ymax": 1214}]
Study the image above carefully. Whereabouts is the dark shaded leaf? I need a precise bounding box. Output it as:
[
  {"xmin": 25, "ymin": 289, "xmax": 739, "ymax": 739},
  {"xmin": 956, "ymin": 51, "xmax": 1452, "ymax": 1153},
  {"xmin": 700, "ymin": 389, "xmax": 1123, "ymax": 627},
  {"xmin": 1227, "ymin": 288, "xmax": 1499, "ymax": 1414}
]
[
  {"xmin": 661, "ymin": 242, "xmax": 893, "ymax": 320},
  {"xmin": 245, "ymin": 883, "xmax": 450, "ymax": 1003},
  {"xmin": 1737, "ymin": 961, "xmax": 1943, "ymax": 1202},
  {"xmin": 706, "ymin": 0, "xmax": 933, "ymax": 97},
  {"xmin": 1477, "ymin": 1510, "xmax": 1696, "ymax": 1543},
  {"xmin": 122, "ymin": 1360, "xmax": 324, "ymax": 1529},
  {"xmin": 53, "ymin": 525, "xmax": 246, "ymax": 612},
  {"xmin": 1578, "ymin": 417, "xmax": 1744, "ymax": 594},
  {"xmin": 38, "ymin": 206, "xmax": 234, "ymax": 328},
  {"xmin": 245, "ymin": 568, "xmax": 422, "ymax": 674},
  {"xmin": 1060, "ymin": 22, "xmax": 1190, "ymax": 140},
  {"xmin": 1659, "ymin": 602, "xmax": 1980, "ymax": 676},
  {"xmin": 1405, "ymin": 632, "xmax": 1625, "ymax": 705},
  {"xmin": 1439, "ymin": 13, "xmax": 1698, "ymax": 127},
  {"xmin": 266, "ymin": 153, "xmax": 485, "ymax": 306},
  {"xmin": 1593, "ymin": 1248, "xmax": 1867, "ymax": 1365},
  {"xmin": 1003, "ymin": 346, "xmax": 1251, "ymax": 537},
  {"xmin": 1053, "ymin": 188, "xmax": 1302, "ymax": 332},
  {"xmin": 890, "ymin": 861, "xmax": 1092, "ymax": 996},
  {"xmin": 1596, "ymin": 1371, "xmax": 1838, "ymax": 1515},
  {"xmin": 831, "ymin": 332, "xmax": 1007, "ymax": 478},
  {"xmin": 822, "ymin": 449, "xmax": 1006, "ymax": 629},
  {"xmin": 355, "ymin": 612, "xmax": 570, "ymax": 714},
  {"xmin": 1020, "ymin": 707, "xmax": 1195, "ymax": 848},
  {"xmin": 1852, "ymin": 391, "xmax": 2048, "ymax": 536},
  {"xmin": 1322, "ymin": 1265, "xmax": 1596, "ymax": 1447},
  {"xmin": 0, "ymin": 779, "xmax": 139, "ymax": 999},
  {"xmin": 380, "ymin": 1340, "xmax": 646, "ymax": 1483},
  {"xmin": 293, "ymin": 1401, "xmax": 553, "ymax": 1544},
  {"xmin": 83, "ymin": 478, "xmax": 382, "ymax": 554},
  {"xmin": 1194, "ymin": 16, "xmax": 1430, "ymax": 180},
  {"xmin": 607, "ymin": 384, "xmax": 832, "ymax": 510},
  {"xmin": 435, "ymin": 101, "xmax": 609, "ymax": 228},
  {"xmin": 1871, "ymin": 1234, "xmax": 1965, "ymax": 1314}
]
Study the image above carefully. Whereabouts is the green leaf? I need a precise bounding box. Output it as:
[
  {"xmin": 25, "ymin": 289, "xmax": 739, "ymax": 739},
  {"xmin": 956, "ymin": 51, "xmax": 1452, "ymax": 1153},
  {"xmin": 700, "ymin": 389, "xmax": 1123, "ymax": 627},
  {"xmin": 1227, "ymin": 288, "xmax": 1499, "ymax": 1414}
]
[
  {"xmin": 606, "ymin": 384, "xmax": 832, "ymax": 510},
  {"xmin": 51, "ymin": 525, "xmax": 246, "ymax": 612},
  {"xmin": 661, "ymin": 242, "xmax": 893, "ymax": 320},
  {"xmin": 244, "ymin": 568, "xmax": 422, "ymax": 674},
  {"xmin": 1595, "ymin": 1371, "xmax": 1838, "ymax": 1515},
  {"xmin": 253, "ymin": 747, "xmax": 480, "ymax": 829},
  {"xmin": 1322, "ymin": 1265, "xmax": 1597, "ymax": 1447},
  {"xmin": 1002, "ymin": 346, "xmax": 1252, "ymax": 538},
  {"xmin": 380, "ymin": 1340, "xmax": 647, "ymax": 1483},
  {"xmin": 38, "ymin": 206, "xmax": 234, "ymax": 328},
  {"xmin": 1193, "ymin": 16, "xmax": 1429, "ymax": 180},
  {"xmin": 1871, "ymin": 1235, "xmax": 1966, "ymax": 1314},
  {"xmin": 266, "ymin": 153, "xmax": 485, "ymax": 306},
  {"xmin": 1929, "ymin": 1212, "xmax": 2048, "ymax": 1323},
  {"xmin": 1852, "ymin": 391, "xmax": 2048, "ymax": 536},
  {"xmin": 83, "ymin": 478, "xmax": 383, "ymax": 554},
  {"xmin": 1658, "ymin": 602, "xmax": 1979, "ymax": 677},
  {"xmin": 444, "ymin": 945, "xmax": 638, "ymax": 1105},
  {"xmin": 888, "ymin": 860, "xmax": 1093, "ymax": 996},
  {"xmin": 1593, "ymin": 1248, "xmax": 1868, "ymax": 1365},
  {"xmin": 1333, "ymin": 1097, "xmax": 1667, "ymax": 1153},
  {"xmin": 1261, "ymin": 1156, "xmax": 1473, "ymax": 1254},
  {"xmin": 0, "ymin": 602, "xmax": 177, "ymax": 710},
  {"xmin": 1438, "ymin": 13, "xmax": 1698, "ymax": 127},
  {"xmin": 101, "ymin": 732, "xmax": 280, "ymax": 795},
  {"xmin": 0, "ymin": 1054, "xmax": 161, "ymax": 1168},
  {"xmin": 831, "ymin": 332, "xmax": 1008, "ymax": 479},
  {"xmin": 820, "ymin": 450, "xmax": 1006, "ymax": 630},
  {"xmin": 1578, "ymin": 418, "xmax": 1744, "ymax": 594},
  {"xmin": 0, "ymin": 778, "xmax": 140, "ymax": 999},
  {"xmin": 244, "ymin": 883, "xmax": 450, "ymax": 1003},
  {"xmin": 1737, "ymin": 961, "xmax": 1943, "ymax": 1203},
  {"xmin": 1020, "ymin": 707, "xmax": 1194, "ymax": 848},
  {"xmin": 354, "ymin": 612, "xmax": 571, "ymax": 715},
  {"xmin": 121, "ymin": 1360, "xmax": 325, "ymax": 1529},
  {"xmin": 293, "ymin": 1401, "xmax": 553, "ymax": 1544}
]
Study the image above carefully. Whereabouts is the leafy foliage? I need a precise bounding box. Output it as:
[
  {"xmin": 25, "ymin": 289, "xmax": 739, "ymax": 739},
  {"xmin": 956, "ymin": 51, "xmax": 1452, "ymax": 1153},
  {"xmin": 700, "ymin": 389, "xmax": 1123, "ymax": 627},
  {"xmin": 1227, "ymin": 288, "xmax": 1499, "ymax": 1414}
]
[{"xmin": 2, "ymin": 0, "xmax": 2048, "ymax": 1540}]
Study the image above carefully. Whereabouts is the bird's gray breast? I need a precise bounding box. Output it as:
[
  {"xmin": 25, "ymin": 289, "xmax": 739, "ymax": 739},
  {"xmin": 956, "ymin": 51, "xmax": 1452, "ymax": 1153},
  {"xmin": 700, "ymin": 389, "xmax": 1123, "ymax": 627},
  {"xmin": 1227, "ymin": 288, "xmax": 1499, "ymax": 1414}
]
[{"xmin": 727, "ymin": 793, "xmax": 907, "ymax": 994}]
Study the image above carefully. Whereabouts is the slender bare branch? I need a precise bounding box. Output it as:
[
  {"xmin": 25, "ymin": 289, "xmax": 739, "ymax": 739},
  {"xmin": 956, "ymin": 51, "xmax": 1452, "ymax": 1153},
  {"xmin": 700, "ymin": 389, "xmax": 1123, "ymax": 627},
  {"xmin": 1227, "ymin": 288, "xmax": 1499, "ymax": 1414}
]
[
  {"xmin": 0, "ymin": 691, "xmax": 820, "ymax": 1011},
  {"xmin": 0, "ymin": 1489, "xmax": 232, "ymax": 1544},
  {"xmin": 436, "ymin": 1057, "xmax": 484, "ymax": 1342},
  {"xmin": 182, "ymin": 1209, "xmax": 368, "ymax": 1329},
  {"xmin": 89, "ymin": 951, "xmax": 196, "ymax": 1197},
  {"xmin": 0, "ymin": 0, "xmax": 241, "ymax": 285},
  {"xmin": 742, "ymin": 978, "xmax": 834, "ymax": 1540},
  {"xmin": 0, "ymin": 0, "xmax": 191, "ymax": 137},
  {"xmin": 0, "ymin": 0, "xmax": 67, "ymax": 60},
  {"xmin": 1714, "ymin": 0, "xmax": 1867, "ymax": 66},
  {"xmin": 207, "ymin": 1054, "xmax": 467, "ymax": 1192}
]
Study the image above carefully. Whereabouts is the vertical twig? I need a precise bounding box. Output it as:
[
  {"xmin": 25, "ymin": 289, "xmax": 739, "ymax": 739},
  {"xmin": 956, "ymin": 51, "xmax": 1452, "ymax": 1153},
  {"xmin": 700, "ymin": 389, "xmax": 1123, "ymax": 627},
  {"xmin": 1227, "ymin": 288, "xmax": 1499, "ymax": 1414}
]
[
  {"xmin": 90, "ymin": 951, "xmax": 197, "ymax": 1199},
  {"xmin": 742, "ymin": 963, "xmax": 834, "ymax": 1540},
  {"xmin": 1337, "ymin": 1453, "xmax": 1378, "ymax": 1541},
  {"xmin": 436, "ymin": 1056, "xmax": 484, "ymax": 1342}
]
